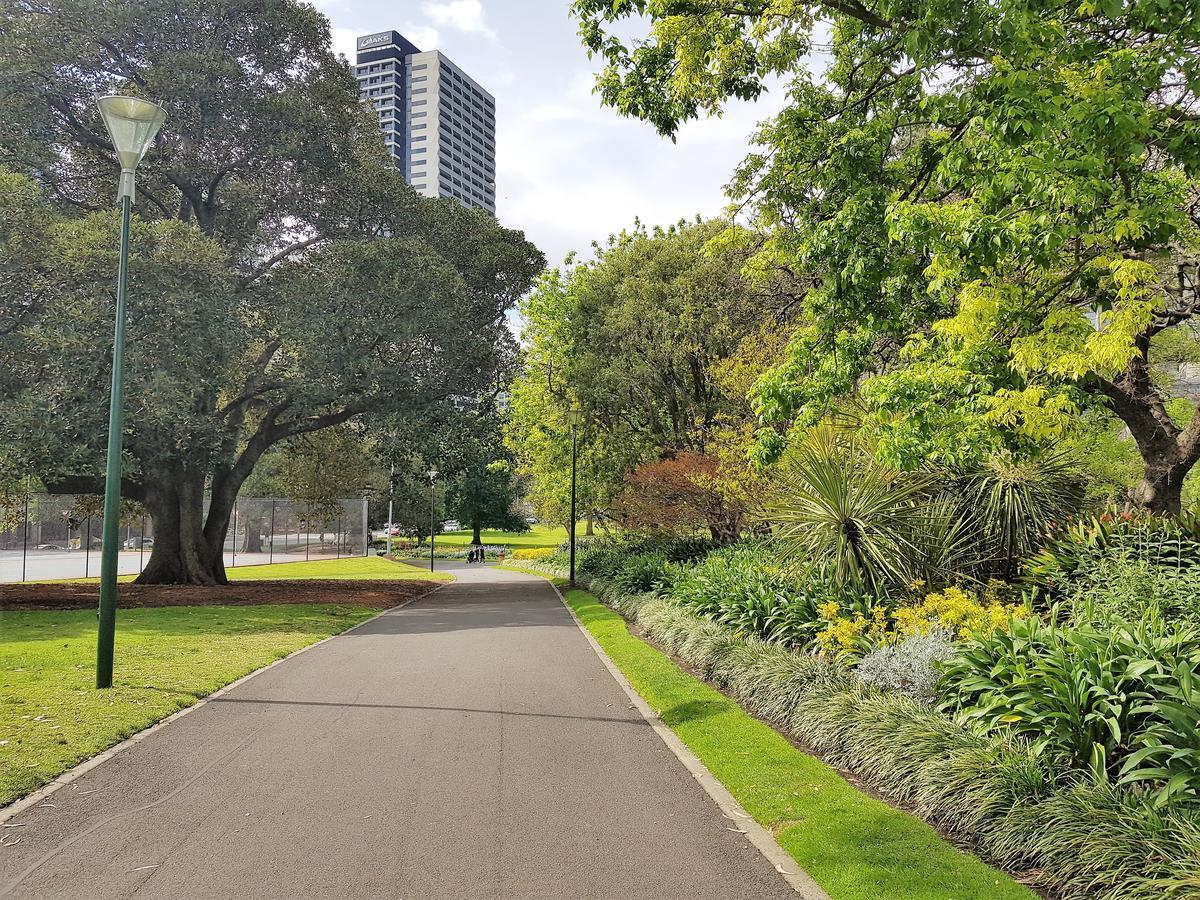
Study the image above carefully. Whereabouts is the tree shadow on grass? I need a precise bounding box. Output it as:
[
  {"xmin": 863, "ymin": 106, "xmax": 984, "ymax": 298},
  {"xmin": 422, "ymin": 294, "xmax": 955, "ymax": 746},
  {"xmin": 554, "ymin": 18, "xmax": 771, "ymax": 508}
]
[{"xmin": 658, "ymin": 698, "xmax": 731, "ymax": 729}]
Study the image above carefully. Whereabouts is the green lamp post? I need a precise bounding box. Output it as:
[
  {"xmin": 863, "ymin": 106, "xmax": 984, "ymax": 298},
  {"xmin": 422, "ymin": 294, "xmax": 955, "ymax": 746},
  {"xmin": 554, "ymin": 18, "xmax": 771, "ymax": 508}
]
[
  {"xmin": 567, "ymin": 405, "xmax": 581, "ymax": 587},
  {"xmin": 94, "ymin": 94, "xmax": 167, "ymax": 689},
  {"xmin": 427, "ymin": 468, "xmax": 438, "ymax": 572}
]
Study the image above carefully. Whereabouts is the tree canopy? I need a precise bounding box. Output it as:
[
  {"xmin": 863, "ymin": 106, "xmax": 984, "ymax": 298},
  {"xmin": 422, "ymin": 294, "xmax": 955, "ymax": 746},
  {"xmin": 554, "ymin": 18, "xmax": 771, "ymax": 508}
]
[
  {"xmin": 572, "ymin": 0, "xmax": 1200, "ymax": 514},
  {"xmin": 0, "ymin": 0, "xmax": 543, "ymax": 582}
]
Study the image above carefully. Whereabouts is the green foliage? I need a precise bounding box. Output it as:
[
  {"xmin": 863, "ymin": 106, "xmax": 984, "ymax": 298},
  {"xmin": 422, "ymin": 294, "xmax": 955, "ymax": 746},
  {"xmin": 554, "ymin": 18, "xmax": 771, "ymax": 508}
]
[
  {"xmin": 505, "ymin": 219, "xmax": 780, "ymax": 530},
  {"xmin": 589, "ymin": 573, "xmax": 1197, "ymax": 898},
  {"xmin": 766, "ymin": 424, "xmax": 963, "ymax": 593},
  {"xmin": 951, "ymin": 450, "xmax": 1084, "ymax": 579},
  {"xmin": 941, "ymin": 618, "xmax": 1200, "ymax": 806},
  {"xmin": 1065, "ymin": 551, "xmax": 1200, "ymax": 630},
  {"xmin": 610, "ymin": 551, "xmax": 671, "ymax": 595},
  {"xmin": 571, "ymin": 0, "xmax": 1200, "ymax": 514},
  {"xmin": 669, "ymin": 545, "xmax": 826, "ymax": 648},
  {"xmin": 1024, "ymin": 510, "xmax": 1200, "ymax": 594}
]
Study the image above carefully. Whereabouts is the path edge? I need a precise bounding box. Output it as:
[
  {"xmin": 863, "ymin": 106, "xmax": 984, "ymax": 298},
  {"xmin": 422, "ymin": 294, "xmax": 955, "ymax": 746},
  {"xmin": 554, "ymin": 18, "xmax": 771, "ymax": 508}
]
[
  {"xmin": 542, "ymin": 575, "xmax": 830, "ymax": 900},
  {"xmin": 0, "ymin": 577, "xmax": 452, "ymax": 824}
]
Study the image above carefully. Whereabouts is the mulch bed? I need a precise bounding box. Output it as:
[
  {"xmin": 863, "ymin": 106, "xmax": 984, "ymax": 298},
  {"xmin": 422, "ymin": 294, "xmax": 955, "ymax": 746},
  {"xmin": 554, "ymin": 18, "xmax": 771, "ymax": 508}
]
[{"xmin": 0, "ymin": 579, "xmax": 441, "ymax": 612}]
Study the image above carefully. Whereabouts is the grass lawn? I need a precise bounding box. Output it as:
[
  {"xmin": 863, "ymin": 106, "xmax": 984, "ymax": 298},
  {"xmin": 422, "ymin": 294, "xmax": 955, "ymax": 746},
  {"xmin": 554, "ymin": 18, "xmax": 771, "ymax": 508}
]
[
  {"xmin": 559, "ymin": 583, "xmax": 1034, "ymax": 900},
  {"xmin": 224, "ymin": 556, "xmax": 453, "ymax": 582},
  {"xmin": 0, "ymin": 602, "xmax": 381, "ymax": 808},
  {"xmin": 435, "ymin": 523, "xmax": 570, "ymax": 548},
  {"xmin": 83, "ymin": 555, "xmax": 455, "ymax": 584}
]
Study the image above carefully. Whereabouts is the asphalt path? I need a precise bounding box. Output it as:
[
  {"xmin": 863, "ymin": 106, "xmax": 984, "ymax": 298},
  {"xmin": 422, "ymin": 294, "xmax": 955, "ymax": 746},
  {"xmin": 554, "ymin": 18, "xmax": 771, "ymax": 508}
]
[{"xmin": 0, "ymin": 562, "xmax": 796, "ymax": 899}]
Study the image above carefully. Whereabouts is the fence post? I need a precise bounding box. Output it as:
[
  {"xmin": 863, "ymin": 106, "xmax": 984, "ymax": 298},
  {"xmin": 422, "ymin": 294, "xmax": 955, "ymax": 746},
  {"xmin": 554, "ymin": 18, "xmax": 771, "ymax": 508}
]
[
  {"xmin": 139, "ymin": 515, "xmax": 146, "ymax": 572},
  {"xmin": 21, "ymin": 485, "xmax": 29, "ymax": 583},
  {"xmin": 84, "ymin": 516, "xmax": 92, "ymax": 579},
  {"xmin": 362, "ymin": 497, "xmax": 369, "ymax": 557},
  {"xmin": 231, "ymin": 501, "xmax": 238, "ymax": 569},
  {"xmin": 269, "ymin": 500, "xmax": 276, "ymax": 564}
]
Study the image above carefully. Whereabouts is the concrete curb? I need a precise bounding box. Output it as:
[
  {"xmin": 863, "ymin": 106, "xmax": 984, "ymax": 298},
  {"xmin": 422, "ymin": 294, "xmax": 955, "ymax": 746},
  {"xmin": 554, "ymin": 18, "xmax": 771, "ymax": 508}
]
[
  {"xmin": 543, "ymin": 576, "xmax": 831, "ymax": 900},
  {"xmin": 0, "ymin": 576, "xmax": 452, "ymax": 825}
]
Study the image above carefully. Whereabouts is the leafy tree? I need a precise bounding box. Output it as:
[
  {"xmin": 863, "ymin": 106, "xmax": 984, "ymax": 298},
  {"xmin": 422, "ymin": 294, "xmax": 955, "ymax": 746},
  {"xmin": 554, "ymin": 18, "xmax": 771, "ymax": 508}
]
[
  {"xmin": 445, "ymin": 459, "xmax": 527, "ymax": 543},
  {"xmin": 0, "ymin": 0, "xmax": 543, "ymax": 583},
  {"xmin": 613, "ymin": 451, "xmax": 749, "ymax": 542},
  {"xmin": 573, "ymin": 0, "xmax": 1200, "ymax": 515},
  {"xmin": 505, "ymin": 220, "xmax": 785, "ymax": 527}
]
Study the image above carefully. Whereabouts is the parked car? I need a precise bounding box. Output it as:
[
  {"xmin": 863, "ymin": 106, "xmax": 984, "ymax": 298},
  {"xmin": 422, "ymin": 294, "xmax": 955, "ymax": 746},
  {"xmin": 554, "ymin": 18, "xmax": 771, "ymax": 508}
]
[
  {"xmin": 34, "ymin": 543, "xmax": 66, "ymax": 551},
  {"xmin": 123, "ymin": 537, "xmax": 153, "ymax": 550}
]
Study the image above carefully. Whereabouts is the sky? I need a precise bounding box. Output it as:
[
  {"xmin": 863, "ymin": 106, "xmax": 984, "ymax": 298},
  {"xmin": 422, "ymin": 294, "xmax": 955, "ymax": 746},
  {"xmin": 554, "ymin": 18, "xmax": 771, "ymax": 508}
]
[{"xmin": 311, "ymin": 0, "xmax": 791, "ymax": 269}]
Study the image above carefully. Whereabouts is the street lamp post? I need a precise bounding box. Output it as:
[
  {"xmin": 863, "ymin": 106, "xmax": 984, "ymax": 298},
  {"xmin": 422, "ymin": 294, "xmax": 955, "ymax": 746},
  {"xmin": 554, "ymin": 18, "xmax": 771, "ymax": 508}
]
[
  {"xmin": 385, "ymin": 463, "xmax": 395, "ymax": 558},
  {"xmin": 567, "ymin": 406, "xmax": 581, "ymax": 587},
  {"xmin": 427, "ymin": 468, "xmax": 438, "ymax": 573},
  {"xmin": 94, "ymin": 95, "xmax": 167, "ymax": 690}
]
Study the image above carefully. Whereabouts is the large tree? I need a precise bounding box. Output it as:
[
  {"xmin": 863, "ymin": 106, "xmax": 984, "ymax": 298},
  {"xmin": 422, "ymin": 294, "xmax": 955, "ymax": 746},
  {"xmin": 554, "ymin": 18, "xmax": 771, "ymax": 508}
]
[
  {"xmin": 0, "ymin": 0, "xmax": 543, "ymax": 582},
  {"xmin": 505, "ymin": 220, "xmax": 784, "ymax": 536},
  {"xmin": 572, "ymin": 0, "xmax": 1200, "ymax": 515}
]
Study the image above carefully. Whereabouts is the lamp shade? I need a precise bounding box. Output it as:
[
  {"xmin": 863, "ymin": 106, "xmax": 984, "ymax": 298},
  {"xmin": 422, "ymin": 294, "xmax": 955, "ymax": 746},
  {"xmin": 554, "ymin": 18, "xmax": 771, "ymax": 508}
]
[
  {"xmin": 567, "ymin": 406, "xmax": 583, "ymax": 427},
  {"xmin": 96, "ymin": 95, "xmax": 166, "ymax": 171}
]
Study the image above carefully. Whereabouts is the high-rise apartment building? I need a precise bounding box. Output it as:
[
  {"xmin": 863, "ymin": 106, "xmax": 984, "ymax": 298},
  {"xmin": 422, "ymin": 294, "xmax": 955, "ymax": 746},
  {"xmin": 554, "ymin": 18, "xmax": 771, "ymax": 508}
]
[{"xmin": 354, "ymin": 30, "xmax": 496, "ymax": 214}]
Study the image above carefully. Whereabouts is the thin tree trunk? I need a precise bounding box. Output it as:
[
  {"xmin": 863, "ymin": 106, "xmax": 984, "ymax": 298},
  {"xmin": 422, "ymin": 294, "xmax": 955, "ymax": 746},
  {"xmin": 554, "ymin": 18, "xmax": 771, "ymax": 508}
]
[{"xmin": 472, "ymin": 522, "xmax": 482, "ymax": 544}]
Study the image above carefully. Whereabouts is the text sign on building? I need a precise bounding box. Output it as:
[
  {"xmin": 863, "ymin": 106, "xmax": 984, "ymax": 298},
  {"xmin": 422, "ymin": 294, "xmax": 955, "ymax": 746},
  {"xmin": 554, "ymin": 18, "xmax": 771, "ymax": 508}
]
[{"xmin": 357, "ymin": 32, "xmax": 392, "ymax": 50}]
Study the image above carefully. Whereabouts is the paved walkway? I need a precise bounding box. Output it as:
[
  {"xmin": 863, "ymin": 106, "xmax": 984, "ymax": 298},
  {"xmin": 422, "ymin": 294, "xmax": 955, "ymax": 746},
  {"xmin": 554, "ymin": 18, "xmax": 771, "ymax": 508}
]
[{"xmin": 0, "ymin": 563, "xmax": 796, "ymax": 899}]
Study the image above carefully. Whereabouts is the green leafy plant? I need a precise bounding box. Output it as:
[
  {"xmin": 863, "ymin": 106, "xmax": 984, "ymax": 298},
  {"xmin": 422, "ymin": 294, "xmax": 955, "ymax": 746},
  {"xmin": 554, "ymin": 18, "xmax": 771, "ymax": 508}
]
[
  {"xmin": 941, "ymin": 617, "xmax": 1200, "ymax": 806},
  {"xmin": 669, "ymin": 544, "xmax": 825, "ymax": 647},
  {"xmin": 766, "ymin": 424, "xmax": 946, "ymax": 594},
  {"xmin": 611, "ymin": 551, "xmax": 671, "ymax": 594},
  {"xmin": 952, "ymin": 450, "xmax": 1084, "ymax": 580}
]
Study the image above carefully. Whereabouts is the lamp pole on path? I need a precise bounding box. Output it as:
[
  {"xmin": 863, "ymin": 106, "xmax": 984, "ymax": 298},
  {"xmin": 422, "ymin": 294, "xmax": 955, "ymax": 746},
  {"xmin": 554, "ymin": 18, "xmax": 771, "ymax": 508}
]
[
  {"xmin": 94, "ymin": 94, "xmax": 167, "ymax": 690},
  {"xmin": 386, "ymin": 463, "xmax": 395, "ymax": 558},
  {"xmin": 427, "ymin": 468, "xmax": 438, "ymax": 572},
  {"xmin": 568, "ymin": 405, "xmax": 581, "ymax": 588}
]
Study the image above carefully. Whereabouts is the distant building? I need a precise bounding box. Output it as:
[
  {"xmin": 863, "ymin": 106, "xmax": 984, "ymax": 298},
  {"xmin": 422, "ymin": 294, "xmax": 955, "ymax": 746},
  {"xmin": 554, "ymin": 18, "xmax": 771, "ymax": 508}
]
[{"xmin": 354, "ymin": 30, "xmax": 496, "ymax": 213}]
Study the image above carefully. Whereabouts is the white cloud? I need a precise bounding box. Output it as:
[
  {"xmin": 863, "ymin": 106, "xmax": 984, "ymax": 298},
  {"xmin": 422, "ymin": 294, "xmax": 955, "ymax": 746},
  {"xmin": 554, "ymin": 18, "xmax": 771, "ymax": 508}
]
[
  {"xmin": 423, "ymin": 0, "xmax": 496, "ymax": 40},
  {"xmin": 402, "ymin": 24, "xmax": 441, "ymax": 50},
  {"xmin": 328, "ymin": 26, "xmax": 358, "ymax": 61}
]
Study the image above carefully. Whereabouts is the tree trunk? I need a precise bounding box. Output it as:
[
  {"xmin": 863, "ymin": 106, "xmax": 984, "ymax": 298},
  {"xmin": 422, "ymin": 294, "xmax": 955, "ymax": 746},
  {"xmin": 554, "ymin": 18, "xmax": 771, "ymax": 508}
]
[
  {"xmin": 1130, "ymin": 464, "xmax": 1187, "ymax": 516},
  {"xmin": 585, "ymin": 514, "xmax": 594, "ymax": 536},
  {"xmin": 1098, "ymin": 352, "xmax": 1200, "ymax": 518},
  {"xmin": 136, "ymin": 471, "xmax": 227, "ymax": 585},
  {"xmin": 242, "ymin": 518, "xmax": 264, "ymax": 553},
  {"xmin": 472, "ymin": 521, "xmax": 482, "ymax": 544}
]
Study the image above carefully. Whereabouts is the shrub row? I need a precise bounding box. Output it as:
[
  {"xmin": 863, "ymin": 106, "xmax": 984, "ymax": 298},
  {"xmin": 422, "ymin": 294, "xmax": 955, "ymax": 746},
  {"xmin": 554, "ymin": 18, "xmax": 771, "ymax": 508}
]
[{"xmin": 580, "ymin": 569, "xmax": 1200, "ymax": 900}]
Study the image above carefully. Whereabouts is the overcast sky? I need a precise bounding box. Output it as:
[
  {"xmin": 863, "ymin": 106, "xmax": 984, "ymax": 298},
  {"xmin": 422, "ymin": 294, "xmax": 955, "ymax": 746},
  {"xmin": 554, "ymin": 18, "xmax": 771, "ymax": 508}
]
[{"xmin": 311, "ymin": 0, "xmax": 789, "ymax": 268}]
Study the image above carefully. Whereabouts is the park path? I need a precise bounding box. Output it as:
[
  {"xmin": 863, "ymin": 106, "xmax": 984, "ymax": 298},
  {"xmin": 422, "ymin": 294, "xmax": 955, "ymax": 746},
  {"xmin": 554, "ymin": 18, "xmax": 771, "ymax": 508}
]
[{"xmin": 0, "ymin": 563, "xmax": 796, "ymax": 899}]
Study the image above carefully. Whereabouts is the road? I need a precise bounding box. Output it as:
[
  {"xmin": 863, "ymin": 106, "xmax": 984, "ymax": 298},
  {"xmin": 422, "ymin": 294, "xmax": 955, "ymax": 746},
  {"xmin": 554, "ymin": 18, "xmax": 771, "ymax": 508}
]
[{"xmin": 0, "ymin": 563, "xmax": 797, "ymax": 899}]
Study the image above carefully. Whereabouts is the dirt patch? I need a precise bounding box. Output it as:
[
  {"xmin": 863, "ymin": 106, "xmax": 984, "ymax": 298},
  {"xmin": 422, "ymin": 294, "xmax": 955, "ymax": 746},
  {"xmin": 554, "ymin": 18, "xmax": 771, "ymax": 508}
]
[{"xmin": 0, "ymin": 579, "xmax": 441, "ymax": 612}]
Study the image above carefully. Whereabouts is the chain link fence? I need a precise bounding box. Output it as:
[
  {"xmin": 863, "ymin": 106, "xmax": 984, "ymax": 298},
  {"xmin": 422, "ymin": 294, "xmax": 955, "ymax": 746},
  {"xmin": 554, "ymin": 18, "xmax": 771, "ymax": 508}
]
[{"xmin": 0, "ymin": 493, "xmax": 369, "ymax": 584}]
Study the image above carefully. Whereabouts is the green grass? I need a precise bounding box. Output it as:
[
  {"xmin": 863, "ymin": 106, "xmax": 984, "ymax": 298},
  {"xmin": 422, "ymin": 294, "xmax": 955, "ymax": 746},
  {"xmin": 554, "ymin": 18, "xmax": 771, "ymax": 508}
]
[
  {"xmin": 224, "ymin": 556, "xmax": 452, "ymax": 582},
  {"xmin": 68, "ymin": 555, "xmax": 454, "ymax": 584},
  {"xmin": 0, "ymin": 603, "xmax": 382, "ymax": 807},
  {"xmin": 435, "ymin": 523, "xmax": 570, "ymax": 548},
  {"xmin": 559, "ymin": 584, "xmax": 1034, "ymax": 900}
]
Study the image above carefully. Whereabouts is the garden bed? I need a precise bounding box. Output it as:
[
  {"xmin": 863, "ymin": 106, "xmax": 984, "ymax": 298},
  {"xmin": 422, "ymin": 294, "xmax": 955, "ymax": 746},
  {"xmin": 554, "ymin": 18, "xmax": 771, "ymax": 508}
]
[{"xmin": 0, "ymin": 578, "xmax": 438, "ymax": 612}]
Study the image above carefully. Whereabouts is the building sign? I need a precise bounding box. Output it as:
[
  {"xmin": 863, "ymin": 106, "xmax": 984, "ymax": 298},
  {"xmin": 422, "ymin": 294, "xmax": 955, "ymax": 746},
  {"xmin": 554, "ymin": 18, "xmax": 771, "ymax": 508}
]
[{"xmin": 357, "ymin": 32, "xmax": 393, "ymax": 50}]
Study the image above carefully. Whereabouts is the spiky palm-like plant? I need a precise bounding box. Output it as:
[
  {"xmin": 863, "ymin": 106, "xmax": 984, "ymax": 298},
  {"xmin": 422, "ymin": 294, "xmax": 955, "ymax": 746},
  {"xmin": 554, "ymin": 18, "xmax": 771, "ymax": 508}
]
[{"xmin": 766, "ymin": 424, "xmax": 938, "ymax": 594}]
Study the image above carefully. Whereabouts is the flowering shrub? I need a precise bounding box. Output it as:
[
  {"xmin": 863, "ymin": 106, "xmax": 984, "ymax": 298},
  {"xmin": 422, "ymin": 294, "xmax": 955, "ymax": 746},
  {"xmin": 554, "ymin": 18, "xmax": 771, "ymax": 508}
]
[
  {"xmin": 512, "ymin": 547, "xmax": 555, "ymax": 560},
  {"xmin": 815, "ymin": 585, "xmax": 1027, "ymax": 658}
]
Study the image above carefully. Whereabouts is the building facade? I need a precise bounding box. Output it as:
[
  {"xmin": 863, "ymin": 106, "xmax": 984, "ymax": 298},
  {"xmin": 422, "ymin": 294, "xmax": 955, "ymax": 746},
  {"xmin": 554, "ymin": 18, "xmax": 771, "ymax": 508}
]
[{"xmin": 354, "ymin": 30, "xmax": 496, "ymax": 214}]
